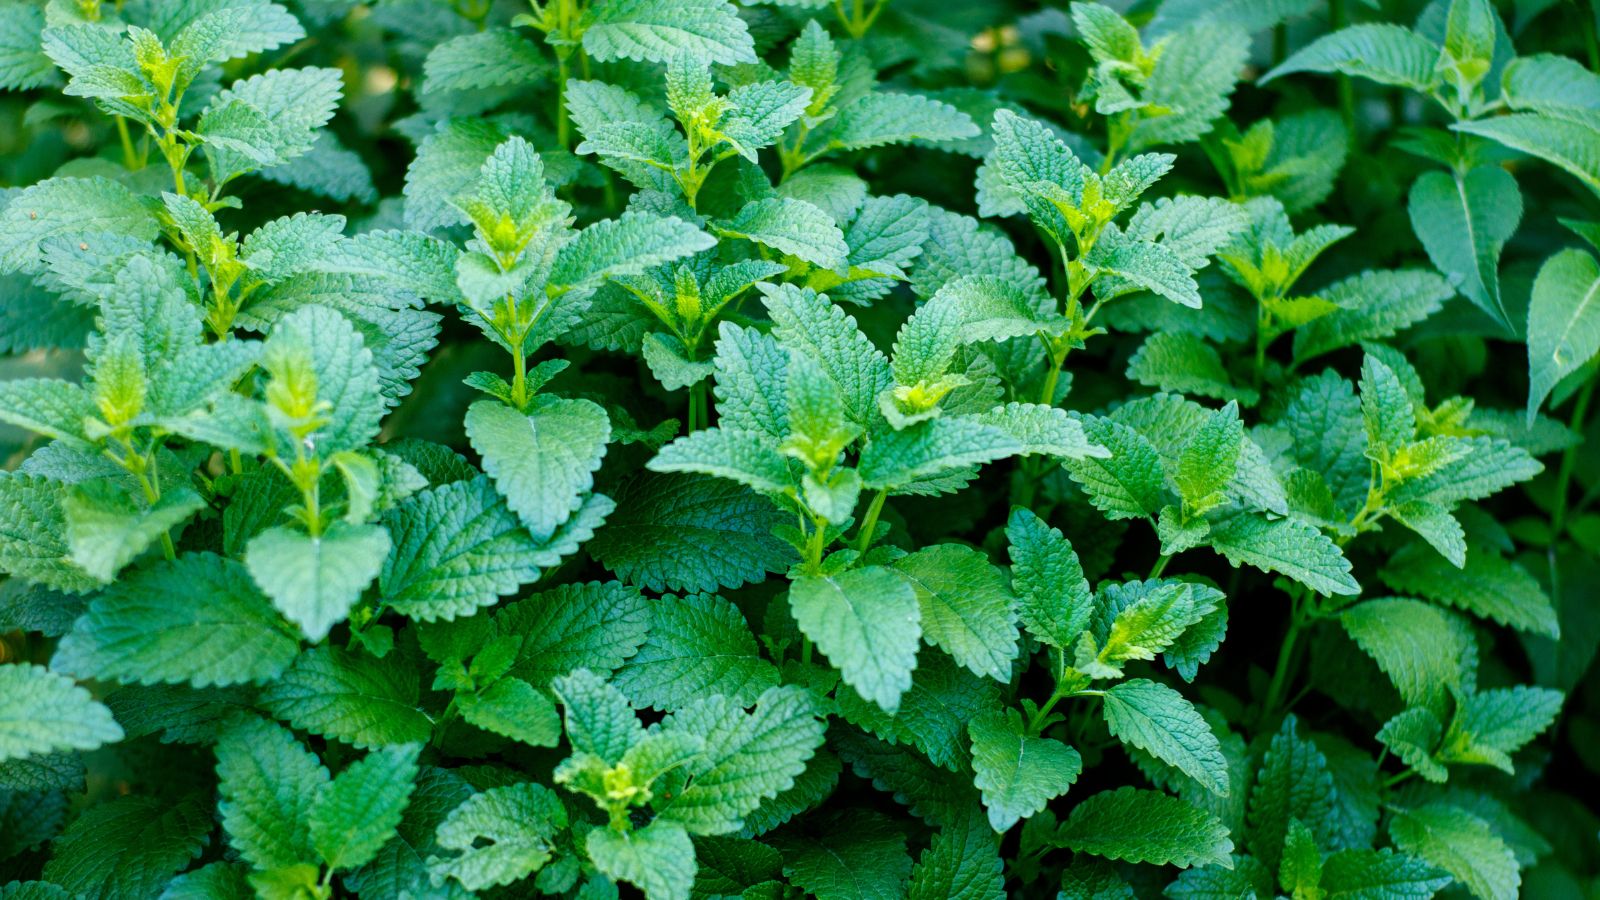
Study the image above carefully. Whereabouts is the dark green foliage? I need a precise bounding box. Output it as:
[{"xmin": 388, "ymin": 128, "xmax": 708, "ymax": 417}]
[{"xmin": 1, "ymin": 0, "xmax": 1597, "ymax": 898}]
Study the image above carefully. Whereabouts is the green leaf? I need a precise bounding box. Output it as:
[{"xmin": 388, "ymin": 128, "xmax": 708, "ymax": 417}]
[
  {"xmin": 835, "ymin": 652, "xmax": 999, "ymax": 772},
  {"xmin": 1005, "ymin": 507, "xmax": 1093, "ymax": 649},
  {"xmin": 1340, "ymin": 598, "xmax": 1467, "ymax": 715},
  {"xmin": 588, "ymin": 820, "xmax": 697, "ymax": 900},
  {"xmin": 379, "ymin": 476, "xmax": 542, "ymax": 623},
  {"xmin": 1064, "ymin": 417, "xmax": 1167, "ymax": 521},
  {"xmin": 246, "ymin": 522, "xmax": 391, "ymax": 643},
  {"xmin": 1292, "ymin": 269, "xmax": 1456, "ymax": 364},
  {"xmin": 422, "ymin": 29, "xmax": 547, "ymax": 94},
  {"xmin": 653, "ymin": 685, "xmax": 825, "ymax": 835},
  {"xmin": 0, "ymin": 177, "xmax": 159, "ymax": 276},
  {"xmin": 551, "ymin": 667, "xmax": 645, "ymax": 764},
  {"xmin": 63, "ymin": 481, "xmax": 206, "ymax": 583},
  {"xmin": 649, "ymin": 426, "xmax": 792, "ymax": 494},
  {"xmin": 1126, "ymin": 333, "xmax": 1258, "ymax": 405},
  {"xmin": 1455, "ymin": 114, "xmax": 1600, "ymax": 196},
  {"xmin": 457, "ymin": 676, "xmax": 561, "ymax": 747},
  {"xmin": 891, "ymin": 544, "xmax": 1018, "ymax": 682},
  {"xmin": 1377, "ymin": 708, "xmax": 1449, "ymax": 783},
  {"xmin": 1407, "ymin": 166, "xmax": 1521, "ymax": 330},
  {"xmin": 1525, "ymin": 247, "xmax": 1600, "ymax": 421},
  {"xmin": 1440, "ymin": 685, "xmax": 1563, "ymax": 772},
  {"xmin": 763, "ymin": 283, "xmax": 891, "ymax": 428},
  {"xmin": 1175, "ymin": 401, "xmax": 1243, "ymax": 514},
  {"xmin": 968, "ymin": 708, "xmax": 1081, "ymax": 832},
  {"xmin": 717, "ymin": 198, "xmax": 849, "ymax": 270},
  {"xmin": 1264, "ymin": 24, "xmax": 1440, "ymax": 90},
  {"xmin": 814, "ymin": 92, "xmax": 979, "ymax": 155},
  {"xmin": 1087, "ymin": 235, "xmax": 1202, "ymax": 309},
  {"xmin": 612, "ymin": 591, "xmax": 780, "ymax": 710},
  {"xmin": 215, "ymin": 716, "xmax": 328, "ymax": 871},
  {"xmin": 309, "ymin": 743, "xmax": 421, "ymax": 871},
  {"xmin": 263, "ymin": 303, "xmax": 385, "ymax": 455},
  {"xmin": 1101, "ymin": 679, "xmax": 1228, "ymax": 796},
  {"xmin": 496, "ymin": 580, "xmax": 649, "ymax": 686},
  {"xmin": 53, "ymin": 552, "xmax": 299, "ymax": 688},
  {"xmin": 1319, "ymin": 848, "xmax": 1452, "ymax": 899},
  {"xmin": 427, "ymin": 782, "xmax": 568, "ymax": 892},
  {"xmin": 0, "ymin": 663, "xmax": 122, "ymax": 762},
  {"xmin": 769, "ymin": 810, "xmax": 913, "ymax": 900},
  {"xmin": 1054, "ymin": 786, "xmax": 1233, "ymax": 869},
  {"xmin": 40, "ymin": 794, "xmax": 211, "ymax": 899},
  {"xmin": 404, "ymin": 119, "xmax": 514, "ymax": 232},
  {"xmin": 259, "ymin": 645, "xmax": 431, "ymax": 748},
  {"xmin": 1206, "ymin": 511, "xmax": 1358, "ymax": 596},
  {"xmin": 0, "ymin": 378, "xmax": 93, "ymax": 448},
  {"xmin": 907, "ymin": 810, "xmax": 1005, "ymax": 899},
  {"xmin": 0, "ymin": 2, "xmax": 53, "ymax": 90},
  {"xmin": 1247, "ymin": 717, "xmax": 1339, "ymax": 870},
  {"xmin": 588, "ymin": 473, "xmax": 795, "ymax": 593},
  {"xmin": 789, "ymin": 566, "xmax": 921, "ymax": 713},
  {"xmin": 583, "ymin": 0, "xmax": 756, "ymax": 65},
  {"xmin": 1378, "ymin": 541, "xmax": 1559, "ymax": 637},
  {"xmin": 198, "ymin": 67, "xmax": 344, "ymax": 183},
  {"xmin": 1389, "ymin": 804, "xmax": 1518, "ymax": 900},
  {"xmin": 549, "ymin": 211, "xmax": 714, "ymax": 290},
  {"xmin": 466, "ymin": 397, "xmax": 610, "ymax": 542}
]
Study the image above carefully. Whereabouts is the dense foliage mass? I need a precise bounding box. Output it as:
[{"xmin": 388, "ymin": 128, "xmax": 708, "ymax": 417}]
[{"xmin": 1, "ymin": 0, "xmax": 1598, "ymax": 897}]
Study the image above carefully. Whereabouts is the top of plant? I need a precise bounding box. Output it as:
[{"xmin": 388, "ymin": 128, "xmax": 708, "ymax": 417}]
[{"xmin": 0, "ymin": 0, "xmax": 1596, "ymax": 898}]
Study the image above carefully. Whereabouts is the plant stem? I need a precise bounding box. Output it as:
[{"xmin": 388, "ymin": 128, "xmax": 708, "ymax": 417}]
[
  {"xmin": 1148, "ymin": 553, "xmax": 1171, "ymax": 579},
  {"xmin": 1261, "ymin": 593, "xmax": 1306, "ymax": 719},
  {"xmin": 1548, "ymin": 369, "xmax": 1597, "ymax": 607},
  {"xmin": 1331, "ymin": 0, "xmax": 1357, "ymax": 137},
  {"xmin": 855, "ymin": 488, "xmax": 887, "ymax": 555}
]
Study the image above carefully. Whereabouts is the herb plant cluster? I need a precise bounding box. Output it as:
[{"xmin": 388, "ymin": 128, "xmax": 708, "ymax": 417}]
[{"xmin": 0, "ymin": 0, "xmax": 1597, "ymax": 897}]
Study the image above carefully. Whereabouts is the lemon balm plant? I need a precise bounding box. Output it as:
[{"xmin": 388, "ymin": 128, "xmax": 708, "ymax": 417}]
[{"xmin": 0, "ymin": 0, "xmax": 1597, "ymax": 898}]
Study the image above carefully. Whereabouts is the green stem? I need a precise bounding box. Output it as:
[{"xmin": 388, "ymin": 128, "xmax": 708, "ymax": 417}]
[
  {"xmin": 115, "ymin": 117, "xmax": 139, "ymax": 170},
  {"xmin": 1261, "ymin": 593, "xmax": 1306, "ymax": 718},
  {"xmin": 1028, "ymin": 686, "xmax": 1067, "ymax": 735},
  {"xmin": 1548, "ymin": 369, "xmax": 1597, "ymax": 607},
  {"xmin": 804, "ymin": 515, "xmax": 828, "ymax": 574},
  {"xmin": 511, "ymin": 337, "xmax": 529, "ymax": 411},
  {"xmin": 556, "ymin": 54, "xmax": 572, "ymax": 150},
  {"xmin": 1148, "ymin": 553, "xmax": 1171, "ymax": 579},
  {"xmin": 855, "ymin": 488, "xmax": 888, "ymax": 555},
  {"xmin": 1331, "ymin": 0, "xmax": 1357, "ymax": 137},
  {"xmin": 687, "ymin": 381, "xmax": 705, "ymax": 432},
  {"xmin": 1383, "ymin": 768, "xmax": 1416, "ymax": 789}
]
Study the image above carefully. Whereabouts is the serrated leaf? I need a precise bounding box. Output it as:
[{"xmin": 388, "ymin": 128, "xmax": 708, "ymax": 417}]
[
  {"xmin": 1525, "ymin": 247, "xmax": 1600, "ymax": 421},
  {"xmin": 815, "ymin": 92, "xmax": 980, "ymax": 155},
  {"xmin": 1389, "ymin": 804, "xmax": 1518, "ymax": 900},
  {"xmin": 457, "ymin": 677, "xmax": 561, "ymax": 747},
  {"xmin": 717, "ymin": 198, "xmax": 848, "ymax": 270},
  {"xmin": 612, "ymin": 591, "xmax": 779, "ymax": 711},
  {"xmin": 259, "ymin": 645, "xmax": 431, "ymax": 748},
  {"xmin": 309, "ymin": 743, "xmax": 421, "ymax": 871},
  {"xmin": 53, "ymin": 552, "xmax": 298, "ymax": 688},
  {"xmin": 583, "ymin": 0, "xmax": 755, "ymax": 65},
  {"xmin": 769, "ymin": 810, "xmax": 913, "ymax": 900},
  {"xmin": 968, "ymin": 708, "xmax": 1081, "ymax": 832},
  {"xmin": 1264, "ymin": 24, "xmax": 1440, "ymax": 90},
  {"xmin": 1054, "ymin": 786, "xmax": 1232, "ymax": 868},
  {"xmin": 588, "ymin": 820, "xmax": 697, "ymax": 900},
  {"xmin": 1101, "ymin": 679, "xmax": 1228, "ymax": 796},
  {"xmin": 790, "ymin": 566, "xmax": 921, "ymax": 713},
  {"xmin": 496, "ymin": 581, "xmax": 649, "ymax": 686},
  {"xmin": 589, "ymin": 473, "xmax": 794, "ymax": 593},
  {"xmin": 1455, "ymin": 113, "xmax": 1600, "ymax": 196},
  {"xmin": 379, "ymin": 476, "xmax": 542, "ymax": 623},
  {"xmin": 422, "ymin": 29, "xmax": 547, "ymax": 94},
  {"xmin": 246, "ymin": 522, "xmax": 391, "ymax": 643},
  {"xmin": 40, "ymin": 794, "xmax": 210, "ymax": 899},
  {"xmin": 465, "ymin": 397, "xmax": 610, "ymax": 543},
  {"xmin": 0, "ymin": 177, "xmax": 159, "ymax": 276},
  {"xmin": 1207, "ymin": 513, "xmax": 1359, "ymax": 596},
  {"xmin": 427, "ymin": 782, "xmax": 567, "ymax": 892},
  {"xmin": 1341, "ymin": 598, "xmax": 1466, "ymax": 715},
  {"xmin": 1379, "ymin": 541, "xmax": 1559, "ymax": 637},
  {"xmin": 215, "ymin": 716, "xmax": 328, "ymax": 871},
  {"xmin": 654, "ymin": 685, "xmax": 824, "ymax": 835},
  {"xmin": 0, "ymin": 663, "xmax": 122, "ymax": 762},
  {"xmin": 891, "ymin": 544, "xmax": 1019, "ymax": 681}
]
